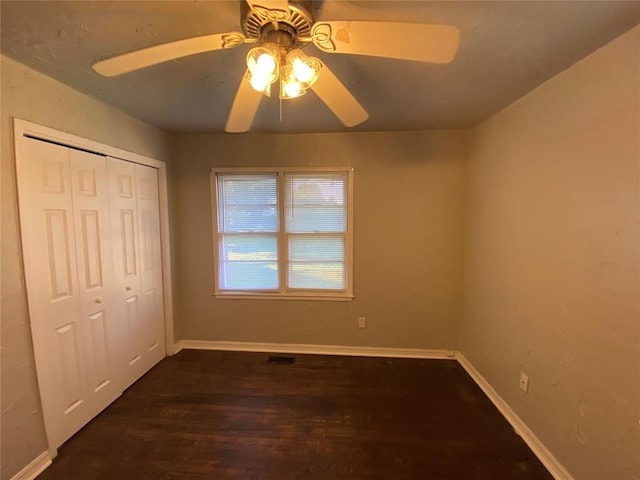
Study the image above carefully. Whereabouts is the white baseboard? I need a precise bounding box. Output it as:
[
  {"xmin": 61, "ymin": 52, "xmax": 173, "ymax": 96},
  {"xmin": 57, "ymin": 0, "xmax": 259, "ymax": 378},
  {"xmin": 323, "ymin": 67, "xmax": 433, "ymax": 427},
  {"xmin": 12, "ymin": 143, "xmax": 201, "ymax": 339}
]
[
  {"xmin": 10, "ymin": 451, "xmax": 52, "ymax": 480},
  {"xmin": 174, "ymin": 339, "xmax": 453, "ymax": 360},
  {"xmin": 455, "ymin": 352, "xmax": 574, "ymax": 480}
]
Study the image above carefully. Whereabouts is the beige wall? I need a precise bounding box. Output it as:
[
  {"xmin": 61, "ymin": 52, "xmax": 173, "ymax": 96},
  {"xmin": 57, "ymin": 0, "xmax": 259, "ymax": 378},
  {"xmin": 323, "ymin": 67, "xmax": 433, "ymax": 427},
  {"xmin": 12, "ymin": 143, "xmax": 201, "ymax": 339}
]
[
  {"xmin": 170, "ymin": 131, "xmax": 468, "ymax": 349},
  {"xmin": 0, "ymin": 55, "xmax": 171, "ymax": 480},
  {"xmin": 460, "ymin": 25, "xmax": 639, "ymax": 480}
]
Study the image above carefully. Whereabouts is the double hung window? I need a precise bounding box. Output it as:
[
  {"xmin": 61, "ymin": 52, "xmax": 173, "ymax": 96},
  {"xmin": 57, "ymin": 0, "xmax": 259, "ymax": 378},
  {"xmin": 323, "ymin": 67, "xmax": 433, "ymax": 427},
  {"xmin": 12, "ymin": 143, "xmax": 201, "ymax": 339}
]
[{"xmin": 211, "ymin": 168, "xmax": 353, "ymax": 299}]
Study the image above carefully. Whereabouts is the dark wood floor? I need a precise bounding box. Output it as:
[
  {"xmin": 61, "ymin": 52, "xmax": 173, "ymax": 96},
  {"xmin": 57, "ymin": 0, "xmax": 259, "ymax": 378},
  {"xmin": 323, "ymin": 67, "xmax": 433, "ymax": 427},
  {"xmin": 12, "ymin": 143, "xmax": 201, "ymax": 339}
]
[{"xmin": 38, "ymin": 349, "xmax": 553, "ymax": 480}]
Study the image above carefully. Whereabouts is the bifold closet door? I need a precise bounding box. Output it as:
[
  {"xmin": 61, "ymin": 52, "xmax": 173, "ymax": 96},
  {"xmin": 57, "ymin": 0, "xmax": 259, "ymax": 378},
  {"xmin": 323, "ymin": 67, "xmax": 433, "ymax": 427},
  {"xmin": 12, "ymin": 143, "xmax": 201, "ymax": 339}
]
[
  {"xmin": 135, "ymin": 164, "xmax": 166, "ymax": 371},
  {"xmin": 16, "ymin": 138, "xmax": 120, "ymax": 449},
  {"xmin": 107, "ymin": 157, "xmax": 165, "ymax": 388}
]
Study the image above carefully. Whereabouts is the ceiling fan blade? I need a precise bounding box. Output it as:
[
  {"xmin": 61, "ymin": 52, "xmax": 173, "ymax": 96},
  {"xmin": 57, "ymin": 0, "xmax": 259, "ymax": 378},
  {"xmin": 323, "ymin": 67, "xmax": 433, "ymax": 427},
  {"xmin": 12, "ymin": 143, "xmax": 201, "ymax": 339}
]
[
  {"xmin": 225, "ymin": 72, "xmax": 263, "ymax": 133},
  {"xmin": 246, "ymin": 0, "xmax": 289, "ymax": 12},
  {"xmin": 311, "ymin": 62, "xmax": 368, "ymax": 127},
  {"xmin": 93, "ymin": 32, "xmax": 247, "ymax": 77},
  {"xmin": 312, "ymin": 21, "xmax": 460, "ymax": 64}
]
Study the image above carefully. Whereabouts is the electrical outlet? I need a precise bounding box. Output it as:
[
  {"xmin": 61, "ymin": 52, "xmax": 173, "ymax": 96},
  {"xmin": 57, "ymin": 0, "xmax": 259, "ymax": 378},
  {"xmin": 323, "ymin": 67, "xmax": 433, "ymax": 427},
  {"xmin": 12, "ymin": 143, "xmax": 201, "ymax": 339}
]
[
  {"xmin": 519, "ymin": 372, "xmax": 529, "ymax": 392},
  {"xmin": 358, "ymin": 316, "xmax": 366, "ymax": 329}
]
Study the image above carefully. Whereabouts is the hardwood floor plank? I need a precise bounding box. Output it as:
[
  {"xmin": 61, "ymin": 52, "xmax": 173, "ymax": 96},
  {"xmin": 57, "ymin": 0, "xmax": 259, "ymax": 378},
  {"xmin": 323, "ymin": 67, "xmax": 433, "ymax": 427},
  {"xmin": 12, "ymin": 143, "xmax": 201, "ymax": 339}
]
[{"xmin": 37, "ymin": 350, "xmax": 553, "ymax": 479}]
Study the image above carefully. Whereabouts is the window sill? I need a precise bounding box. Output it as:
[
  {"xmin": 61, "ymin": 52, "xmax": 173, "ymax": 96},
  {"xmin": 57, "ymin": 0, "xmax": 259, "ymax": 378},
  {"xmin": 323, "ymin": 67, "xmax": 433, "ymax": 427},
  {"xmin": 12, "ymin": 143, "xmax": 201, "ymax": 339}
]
[{"xmin": 213, "ymin": 293, "xmax": 354, "ymax": 302}]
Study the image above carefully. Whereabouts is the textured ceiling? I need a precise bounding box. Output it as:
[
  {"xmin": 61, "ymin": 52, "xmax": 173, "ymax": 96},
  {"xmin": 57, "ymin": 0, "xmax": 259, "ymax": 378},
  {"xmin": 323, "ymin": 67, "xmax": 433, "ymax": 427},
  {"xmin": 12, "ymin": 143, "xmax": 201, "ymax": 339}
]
[{"xmin": 1, "ymin": 1, "xmax": 639, "ymax": 134}]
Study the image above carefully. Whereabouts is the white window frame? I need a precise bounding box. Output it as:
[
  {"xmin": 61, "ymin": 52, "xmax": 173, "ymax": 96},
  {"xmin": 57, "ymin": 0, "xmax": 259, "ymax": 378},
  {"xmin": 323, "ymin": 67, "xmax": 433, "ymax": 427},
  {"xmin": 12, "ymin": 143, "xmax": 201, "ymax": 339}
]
[{"xmin": 210, "ymin": 167, "xmax": 354, "ymax": 301}]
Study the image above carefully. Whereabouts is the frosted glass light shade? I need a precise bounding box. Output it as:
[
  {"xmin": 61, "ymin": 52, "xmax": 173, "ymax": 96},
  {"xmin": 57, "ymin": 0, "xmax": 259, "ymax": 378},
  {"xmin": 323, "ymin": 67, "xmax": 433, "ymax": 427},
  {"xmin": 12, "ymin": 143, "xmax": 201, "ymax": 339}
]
[
  {"xmin": 248, "ymin": 72, "xmax": 271, "ymax": 96},
  {"xmin": 246, "ymin": 44, "xmax": 280, "ymax": 92},
  {"xmin": 279, "ymin": 65, "xmax": 305, "ymax": 99},
  {"xmin": 284, "ymin": 79, "xmax": 302, "ymax": 98},
  {"xmin": 286, "ymin": 49, "xmax": 322, "ymax": 87},
  {"xmin": 256, "ymin": 53, "xmax": 276, "ymax": 75}
]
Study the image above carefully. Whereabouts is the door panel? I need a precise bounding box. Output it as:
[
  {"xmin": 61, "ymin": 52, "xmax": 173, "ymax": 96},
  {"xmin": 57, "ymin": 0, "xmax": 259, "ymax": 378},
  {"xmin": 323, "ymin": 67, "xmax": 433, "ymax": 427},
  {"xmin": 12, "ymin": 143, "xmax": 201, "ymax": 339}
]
[
  {"xmin": 79, "ymin": 210, "xmax": 103, "ymax": 289},
  {"xmin": 70, "ymin": 149, "xmax": 121, "ymax": 413},
  {"xmin": 54, "ymin": 322, "xmax": 83, "ymax": 414},
  {"xmin": 43, "ymin": 159, "xmax": 66, "ymax": 193},
  {"xmin": 140, "ymin": 209, "xmax": 155, "ymax": 272},
  {"xmin": 120, "ymin": 209, "xmax": 138, "ymax": 276},
  {"xmin": 125, "ymin": 294, "xmax": 142, "ymax": 366},
  {"xmin": 108, "ymin": 157, "xmax": 149, "ymax": 387},
  {"xmin": 143, "ymin": 287, "xmax": 160, "ymax": 352},
  {"xmin": 135, "ymin": 164, "xmax": 166, "ymax": 368},
  {"xmin": 17, "ymin": 139, "xmax": 91, "ymax": 448},
  {"xmin": 44, "ymin": 209, "xmax": 74, "ymax": 299},
  {"xmin": 86, "ymin": 310, "xmax": 110, "ymax": 392},
  {"xmin": 77, "ymin": 167, "xmax": 97, "ymax": 196}
]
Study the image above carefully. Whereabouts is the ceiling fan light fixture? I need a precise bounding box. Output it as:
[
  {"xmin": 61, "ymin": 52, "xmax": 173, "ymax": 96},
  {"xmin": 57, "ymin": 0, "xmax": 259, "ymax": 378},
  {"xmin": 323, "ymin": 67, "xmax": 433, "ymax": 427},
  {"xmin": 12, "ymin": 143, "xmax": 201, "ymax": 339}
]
[
  {"xmin": 246, "ymin": 43, "xmax": 320, "ymax": 99},
  {"xmin": 92, "ymin": 0, "xmax": 463, "ymax": 132}
]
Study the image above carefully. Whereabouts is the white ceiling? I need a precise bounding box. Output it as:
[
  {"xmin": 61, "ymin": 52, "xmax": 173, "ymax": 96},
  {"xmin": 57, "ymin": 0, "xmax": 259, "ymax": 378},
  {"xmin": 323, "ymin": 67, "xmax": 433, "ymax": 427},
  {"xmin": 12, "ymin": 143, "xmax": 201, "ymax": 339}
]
[{"xmin": 2, "ymin": 1, "xmax": 639, "ymax": 134}]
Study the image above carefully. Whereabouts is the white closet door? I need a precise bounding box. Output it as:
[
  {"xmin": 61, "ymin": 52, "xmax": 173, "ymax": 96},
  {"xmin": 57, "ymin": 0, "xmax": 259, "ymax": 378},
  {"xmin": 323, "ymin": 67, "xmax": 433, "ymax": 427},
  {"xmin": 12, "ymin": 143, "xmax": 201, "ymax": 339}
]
[
  {"xmin": 107, "ymin": 157, "xmax": 145, "ymax": 387},
  {"xmin": 135, "ymin": 164, "xmax": 166, "ymax": 371},
  {"xmin": 108, "ymin": 157, "xmax": 165, "ymax": 388},
  {"xmin": 16, "ymin": 139, "xmax": 119, "ymax": 449},
  {"xmin": 69, "ymin": 149, "xmax": 121, "ymax": 410}
]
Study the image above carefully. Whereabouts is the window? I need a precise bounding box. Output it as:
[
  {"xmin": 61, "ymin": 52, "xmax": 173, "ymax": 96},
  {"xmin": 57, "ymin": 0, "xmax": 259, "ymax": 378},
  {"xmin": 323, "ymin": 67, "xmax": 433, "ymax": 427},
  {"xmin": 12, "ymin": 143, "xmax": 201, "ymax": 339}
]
[{"xmin": 211, "ymin": 168, "xmax": 353, "ymax": 300}]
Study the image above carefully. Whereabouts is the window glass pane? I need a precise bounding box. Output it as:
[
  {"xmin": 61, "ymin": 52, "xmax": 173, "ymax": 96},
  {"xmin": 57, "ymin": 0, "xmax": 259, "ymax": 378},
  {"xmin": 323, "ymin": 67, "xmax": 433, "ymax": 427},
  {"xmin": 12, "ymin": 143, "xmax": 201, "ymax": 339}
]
[
  {"xmin": 221, "ymin": 235, "xmax": 278, "ymax": 261},
  {"xmin": 287, "ymin": 206, "xmax": 345, "ymax": 233},
  {"xmin": 289, "ymin": 263, "xmax": 345, "ymax": 290},
  {"xmin": 287, "ymin": 175, "xmax": 345, "ymax": 205},
  {"xmin": 285, "ymin": 174, "xmax": 346, "ymax": 233},
  {"xmin": 223, "ymin": 205, "xmax": 278, "ymax": 232},
  {"xmin": 222, "ymin": 262, "xmax": 278, "ymax": 290},
  {"xmin": 288, "ymin": 236, "xmax": 345, "ymax": 289},
  {"xmin": 289, "ymin": 236, "xmax": 344, "ymax": 262},
  {"xmin": 220, "ymin": 235, "xmax": 278, "ymax": 290},
  {"xmin": 220, "ymin": 175, "xmax": 277, "ymax": 205},
  {"xmin": 218, "ymin": 175, "xmax": 278, "ymax": 232}
]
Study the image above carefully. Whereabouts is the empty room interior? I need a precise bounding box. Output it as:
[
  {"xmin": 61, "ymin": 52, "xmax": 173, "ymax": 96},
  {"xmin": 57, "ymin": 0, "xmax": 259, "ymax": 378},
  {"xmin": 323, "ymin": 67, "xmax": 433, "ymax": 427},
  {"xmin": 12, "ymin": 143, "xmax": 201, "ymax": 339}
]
[{"xmin": 1, "ymin": 1, "xmax": 639, "ymax": 479}]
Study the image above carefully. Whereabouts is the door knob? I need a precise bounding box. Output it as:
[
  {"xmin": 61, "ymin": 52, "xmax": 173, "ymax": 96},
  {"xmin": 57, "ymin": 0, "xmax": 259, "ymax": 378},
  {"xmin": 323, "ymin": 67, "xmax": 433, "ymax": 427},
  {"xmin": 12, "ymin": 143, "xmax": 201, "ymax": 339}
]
[
  {"xmin": 125, "ymin": 286, "xmax": 132, "ymax": 291},
  {"xmin": 94, "ymin": 297, "xmax": 103, "ymax": 304}
]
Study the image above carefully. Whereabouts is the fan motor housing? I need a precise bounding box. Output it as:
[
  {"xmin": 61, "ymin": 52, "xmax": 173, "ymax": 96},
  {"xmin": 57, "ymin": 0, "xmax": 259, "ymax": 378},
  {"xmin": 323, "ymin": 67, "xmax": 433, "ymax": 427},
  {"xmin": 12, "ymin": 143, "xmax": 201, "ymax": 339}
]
[{"xmin": 241, "ymin": 0, "xmax": 315, "ymax": 47}]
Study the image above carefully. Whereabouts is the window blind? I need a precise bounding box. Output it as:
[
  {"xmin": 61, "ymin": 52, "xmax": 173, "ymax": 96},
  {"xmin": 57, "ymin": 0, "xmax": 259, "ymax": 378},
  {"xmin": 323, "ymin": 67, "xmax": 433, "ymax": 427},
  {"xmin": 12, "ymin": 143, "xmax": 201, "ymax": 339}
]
[
  {"xmin": 285, "ymin": 173, "xmax": 347, "ymax": 290},
  {"xmin": 217, "ymin": 174, "xmax": 279, "ymax": 290}
]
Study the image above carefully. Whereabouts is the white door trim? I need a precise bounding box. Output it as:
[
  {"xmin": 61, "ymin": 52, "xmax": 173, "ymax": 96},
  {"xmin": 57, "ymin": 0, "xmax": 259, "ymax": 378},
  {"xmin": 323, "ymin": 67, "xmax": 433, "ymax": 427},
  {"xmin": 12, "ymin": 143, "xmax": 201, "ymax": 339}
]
[{"xmin": 13, "ymin": 118, "xmax": 175, "ymax": 355}]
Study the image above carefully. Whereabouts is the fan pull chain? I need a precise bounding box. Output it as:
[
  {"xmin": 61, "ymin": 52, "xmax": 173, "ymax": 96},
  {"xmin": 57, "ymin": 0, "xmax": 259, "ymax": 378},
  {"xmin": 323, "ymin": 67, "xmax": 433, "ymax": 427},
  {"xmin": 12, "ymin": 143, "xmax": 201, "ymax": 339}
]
[{"xmin": 279, "ymin": 96, "xmax": 283, "ymax": 122}]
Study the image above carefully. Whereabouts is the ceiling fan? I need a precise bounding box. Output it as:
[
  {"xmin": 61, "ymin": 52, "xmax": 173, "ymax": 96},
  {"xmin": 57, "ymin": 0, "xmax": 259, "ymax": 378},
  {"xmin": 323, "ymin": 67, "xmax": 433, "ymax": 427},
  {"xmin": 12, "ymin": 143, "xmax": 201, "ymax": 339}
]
[{"xmin": 92, "ymin": 0, "xmax": 460, "ymax": 133}]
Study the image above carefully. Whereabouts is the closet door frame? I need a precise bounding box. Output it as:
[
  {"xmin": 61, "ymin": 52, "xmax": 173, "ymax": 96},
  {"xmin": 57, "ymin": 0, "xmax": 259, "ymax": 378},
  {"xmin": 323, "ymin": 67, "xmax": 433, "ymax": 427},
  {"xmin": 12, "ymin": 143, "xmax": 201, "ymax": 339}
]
[{"xmin": 14, "ymin": 119, "xmax": 175, "ymax": 455}]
